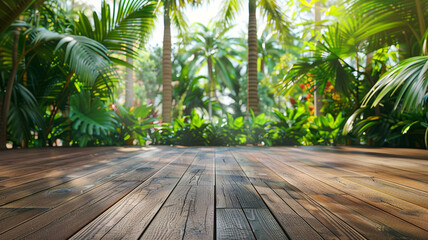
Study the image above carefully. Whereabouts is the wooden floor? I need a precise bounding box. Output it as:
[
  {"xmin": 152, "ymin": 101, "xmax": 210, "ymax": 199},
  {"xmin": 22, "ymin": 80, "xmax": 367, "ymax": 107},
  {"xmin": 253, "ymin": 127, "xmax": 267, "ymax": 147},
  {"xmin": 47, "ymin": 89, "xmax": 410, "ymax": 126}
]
[{"xmin": 0, "ymin": 146, "xmax": 427, "ymax": 240}]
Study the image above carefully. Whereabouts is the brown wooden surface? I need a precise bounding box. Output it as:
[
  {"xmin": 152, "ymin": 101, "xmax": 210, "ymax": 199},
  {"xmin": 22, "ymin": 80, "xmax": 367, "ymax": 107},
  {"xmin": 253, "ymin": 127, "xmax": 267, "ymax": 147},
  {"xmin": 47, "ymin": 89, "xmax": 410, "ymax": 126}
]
[{"xmin": 0, "ymin": 146, "xmax": 427, "ymax": 239}]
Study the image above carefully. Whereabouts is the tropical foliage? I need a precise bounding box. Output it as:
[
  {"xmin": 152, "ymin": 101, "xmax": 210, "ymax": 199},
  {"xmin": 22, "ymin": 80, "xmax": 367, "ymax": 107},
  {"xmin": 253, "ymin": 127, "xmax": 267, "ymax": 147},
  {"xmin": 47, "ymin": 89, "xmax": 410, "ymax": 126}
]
[{"xmin": 1, "ymin": 0, "xmax": 427, "ymax": 149}]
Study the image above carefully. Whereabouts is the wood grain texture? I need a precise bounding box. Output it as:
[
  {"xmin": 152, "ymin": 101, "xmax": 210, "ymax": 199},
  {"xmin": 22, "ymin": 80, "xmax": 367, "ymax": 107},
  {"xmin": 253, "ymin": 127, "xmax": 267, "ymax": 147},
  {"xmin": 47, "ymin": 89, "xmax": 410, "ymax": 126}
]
[
  {"xmin": 0, "ymin": 180, "xmax": 140, "ymax": 240},
  {"xmin": 216, "ymin": 208, "xmax": 255, "ymax": 240},
  {"xmin": 179, "ymin": 148, "xmax": 215, "ymax": 186},
  {"xmin": 70, "ymin": 149, "xmax": 198, "ymax": 240},
  {"xmin": 141, "ymin": 185, "xmax": 214, "ymax": 240},
  {"xmin": 266, "ymin": 149, "xmax": 428, "ymax": 231},
  {"xmin": 0, "ymin": 207, "xmax": 49, "ymax": 234},
  {"xmin": 0, "ymin": 149, "xmax": 160, "ymax": 206},
  {"xmin": 233, "ymin": 151, "xmax": 364, "ymax": 239},
  {"xmin": 243, "ymin": 208, "xmax": 289, "ymax": 240},
  {"xmin": 1, "ymin": 146, "xmax": 427, "ymax": 239},
  {"xmin": 258, "ymin": 149, "xmax": 428, "ymax": 239},
  {"xmin": 0, "ymin": 147, "xmax": 177, "ymax": 239},
  {"xmin": 215, "ymin": 148, "xmax": 266, "ymax": 209},
  {"xmin": 2, "ymin": 149, "xmax": 167, "ymax": 208},
  {"xmin": 231, "ymin": 149, "xmax": 328, "ymax": 240}
]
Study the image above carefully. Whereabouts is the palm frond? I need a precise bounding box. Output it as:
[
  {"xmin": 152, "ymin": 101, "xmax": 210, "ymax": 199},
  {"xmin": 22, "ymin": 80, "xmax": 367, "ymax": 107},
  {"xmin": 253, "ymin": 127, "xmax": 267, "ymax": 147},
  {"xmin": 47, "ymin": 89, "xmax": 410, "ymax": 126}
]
[
  {"xmin": 74, "ymin": 0, "xmax": 156, "ymax": 59},
  {"xmin": 362, "ymin": 56, "xmax": 428, "ymax": 112},
  {"xmin": 8, "ymin": 82, "xmax": 44, "ymax": 143},
  {"xmin": 70, "ymin": 90, "xmax": 117, "ymax": 136},
  {"xmin": 32, "ymin": 28, "xmax": 111, "ymax": 86},
  {"xmin": 259, "ymin": 0, "xmax": 290, "ymax": 39},
  {"xmin": 0, "ymin": 0, "xmax": 38, "ymax": 34},
  {"xmin": 217, "ymin": 0, "xmax": 241, "ymax": 27},
  {"xmin": 347, "ymin": 0, "xmax": 428, "ymax": 55}
]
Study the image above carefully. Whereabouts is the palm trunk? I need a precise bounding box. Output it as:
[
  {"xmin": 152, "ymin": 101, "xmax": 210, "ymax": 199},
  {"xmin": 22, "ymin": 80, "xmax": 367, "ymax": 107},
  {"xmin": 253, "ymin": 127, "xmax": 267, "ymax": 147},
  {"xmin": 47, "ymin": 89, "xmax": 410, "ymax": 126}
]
[
  {"xmin": 314, "ymin": 1, "xmax": 323, "ymax": 116},
  {"xmin": 207, "ymin": 56, "xmax": 214, "ymax": 122},
  {"xmin": 125, "ymin": 44, "xmax": 134, "ymax": 107},
  {"xmin": 247, "ymin": 0, "xmax": 259, "ymax": 115},
  {"xmin": 162, "ymin": 2, "xmax": 172, "ymax": 123},
  {"xmin": 260, "ymin": 58, "xmax": 265, "ymax": 75},
  {"xmin": 0, "ymin": 27, "xmax": 20, "ymax": 149},
  {"xmin": 415, "ymin": 0, "xmax": 426, "ymax": 39},
  {"xmin": 365, "ymin": 52, "xmax": 381, "ymax": 116}
]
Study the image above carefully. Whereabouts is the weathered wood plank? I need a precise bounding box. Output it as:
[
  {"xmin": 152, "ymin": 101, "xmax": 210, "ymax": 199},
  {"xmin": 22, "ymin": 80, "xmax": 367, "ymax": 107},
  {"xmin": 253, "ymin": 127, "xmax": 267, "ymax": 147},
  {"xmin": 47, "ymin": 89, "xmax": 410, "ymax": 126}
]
[
  {"xmin": 178, "ymin": 148, "xmax": 215, "ymax": 186},
  {"xmin": 141, "ymin": 148, "xmax": 215, "ymax": 239},
  {"xmin": 231, "ymin": 149, "xmax": 329, "ymax": 240},
  {"xmin": 243, "ymin": 209, "xmax": 289, "ymax": 240},
  {"xmin": 216, "ymin": 148, "xmax": 291, "ymax": 239},
  {"xmin": 216, "ymin": 148, "xmax": 250, "ymax": 186},
  {"xmin": 0, "ymin": 149, "xmax": 142, "ymax": 188},
  {"xmin": 141, "ymin": 185, "xmax": 214, "ymax": 240},
  {"xmin": 0, "ymin": 148, "xmax": 120, "ymax": 176},
  {"xmin": 216, "ymin": 183, "xmax": 266, "ymax": 209},
  {"xmin": 343, "ymin": 176, "xmax": 428, "ymax": 208},
  {"xmin": 275, "ymin": 147, "xmax": 428, "ymax": 191},
  {"xmin": 267, "ymin": 149, "xmax": 428, "ymax": 231},
  {"xmin": 1, "ymin": 146, "xmax": 427, "ymax": 239},
  {"xmin": 0, "ymin": 208, "xmax": 49, "ymax": 234},
  {"xmin": 0, "ymin": 149, "xmax": 162, "ymax": 206},
  {"xmin": 2, "ymin": 149, "xmax": 168, "ymax": 208},
  {"xmin": 216, "ymin": 209, "xmax": 255, "ymax": 240},
  {"xmin": 70, "ymin": 148, "xmax": 198, "ymax": 240},
  {"xmin": 0, "ymin": 180, "xmax": 140, "ymax": 240},
  {"xmin": 259, "ymin": 149, "xmax": 428, "ymax": 239},
  {"xmin": 215, "ymin": 148, "xmax": 266, "ymax": 209},
  {"xmin": 0, "ymin": 148, "xmax": 181, "ymax": 239}
]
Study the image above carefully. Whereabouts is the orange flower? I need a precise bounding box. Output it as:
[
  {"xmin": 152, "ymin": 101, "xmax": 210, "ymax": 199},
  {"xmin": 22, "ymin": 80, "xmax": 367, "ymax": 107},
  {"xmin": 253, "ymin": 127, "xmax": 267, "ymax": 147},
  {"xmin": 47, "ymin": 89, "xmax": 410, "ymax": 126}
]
[
  {"xmin": 299, "ymin": 83, "xmax": 305, "ymax": 90},
  {"xmin": 290, "ymin": 97, "xmax": 296, "ymax": 105},
  {"xmin": 110, "ymin": 103, "xmax": 121, "ymax": 116}
]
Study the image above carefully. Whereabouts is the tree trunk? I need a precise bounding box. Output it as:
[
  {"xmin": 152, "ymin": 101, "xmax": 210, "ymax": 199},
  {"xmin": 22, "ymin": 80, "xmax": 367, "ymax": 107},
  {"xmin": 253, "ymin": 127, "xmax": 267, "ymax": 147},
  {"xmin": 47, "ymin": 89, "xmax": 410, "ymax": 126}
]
[
  {"xmin": 365, "ymin": 52, "xmax": 381, "ymax": 116},
  {"xmin": 162, "ymin": 2, "xmax": 172, "ymax": 123},
  {"xmin": 247, "ymin": 0, "xmax": 259, "ymax": 115},
  {"xmin": 207, "ymin": 56, "xmax": 214, "ymax": 122},
  {"xmin": 0, "ymin": 27, "xmax": 20, "ymax": 149},
  {"xmin": 125, "ymin": 44, "xmax": 134, "ymax": 108},
  {"xmin": 260, "ymin": 58, "xmax": 265, "ymax": 75},
  {"xmin": 314, "ymin": 1, "xmax": 323, "ymax": 116},
  {"xmin": 415, "ymin": 0, "xmax": 426, "ymax": 39}
]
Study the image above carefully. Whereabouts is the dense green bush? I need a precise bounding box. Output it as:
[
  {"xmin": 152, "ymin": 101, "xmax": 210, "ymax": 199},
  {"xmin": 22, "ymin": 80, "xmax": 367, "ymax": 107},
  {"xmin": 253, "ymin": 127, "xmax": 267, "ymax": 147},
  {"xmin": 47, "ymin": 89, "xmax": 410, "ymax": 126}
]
[{"xmin": 150, "ymin": 108, "xmax": 347, "ymax": 147}]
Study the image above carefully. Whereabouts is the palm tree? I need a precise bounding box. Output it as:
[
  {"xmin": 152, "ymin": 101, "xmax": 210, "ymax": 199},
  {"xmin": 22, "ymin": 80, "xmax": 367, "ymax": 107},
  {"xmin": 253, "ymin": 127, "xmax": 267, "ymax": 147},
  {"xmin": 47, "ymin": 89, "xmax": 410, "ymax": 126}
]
[
  {"xmin": 257, "ymin": 28, "xmax": 284, "ymax": 76},
  {"xmin": 160, "ymin": 0, "xmax": 202, "ymax": 123},
  {"xmin": 184, "ymin": 22, "xmax": 238, "ymax": 121},
  {"xmin": 219, "ymin": 0, "xmax": 288, "ymax": 114},
  {"xmin": 161, "ymin": 0, "xmax": 173, "ymax": 123},
  {"xmin": 0, "ymin": 0, "xmax": 156, "ymax": 148},
  {"xmin": 0, "ymin": 0, "xmax": 47, "ymax": 148}
]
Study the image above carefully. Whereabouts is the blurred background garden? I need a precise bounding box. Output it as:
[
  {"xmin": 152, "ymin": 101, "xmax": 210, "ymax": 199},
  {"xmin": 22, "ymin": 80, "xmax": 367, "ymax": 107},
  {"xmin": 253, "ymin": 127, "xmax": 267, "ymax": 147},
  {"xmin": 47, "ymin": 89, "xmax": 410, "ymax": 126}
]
[{"xmin": 0, "ymin": 0, "xmax": 427, "ymax": 149}]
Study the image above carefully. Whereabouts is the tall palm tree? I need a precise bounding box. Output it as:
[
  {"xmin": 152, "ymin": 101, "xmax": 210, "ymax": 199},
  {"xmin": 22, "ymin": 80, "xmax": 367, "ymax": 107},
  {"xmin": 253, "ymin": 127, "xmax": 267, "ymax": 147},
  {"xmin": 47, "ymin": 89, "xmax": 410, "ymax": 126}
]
[
  {"xmin": 161, "ymin": 0, "xmax": 173, "ymax": 123},
  {"xmin": 184, "ymin": 22, "xmax": 238, "ymax": 121},
  {"xmin": 160, "ymin": 0, "xmax": 202, "ymax": 123},
  {"xmin": 219, "ymin": 0, "xmax": 288, "ymax": 114}
]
